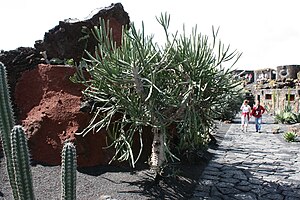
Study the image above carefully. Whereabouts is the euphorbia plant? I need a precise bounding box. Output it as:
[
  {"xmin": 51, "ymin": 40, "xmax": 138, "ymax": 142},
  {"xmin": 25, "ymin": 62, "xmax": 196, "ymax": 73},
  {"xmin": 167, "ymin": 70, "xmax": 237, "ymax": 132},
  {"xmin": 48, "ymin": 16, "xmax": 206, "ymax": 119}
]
[{"xmin": 72, "ymin": 13, "xmax": 241, "ymax": 177}]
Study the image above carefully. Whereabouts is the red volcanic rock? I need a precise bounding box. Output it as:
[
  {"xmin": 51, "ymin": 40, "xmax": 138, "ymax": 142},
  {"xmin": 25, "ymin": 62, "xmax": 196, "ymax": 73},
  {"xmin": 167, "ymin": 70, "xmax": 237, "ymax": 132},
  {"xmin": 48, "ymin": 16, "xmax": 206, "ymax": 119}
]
[
  {"xmin": 15, "ymin": 64, "xmax": 113, "ymax": 167},
  {"xmin": 0, "ymin": 3, "xmax": 129, "ymax": 114},
  {"xmin": 1, "ymin": 3, "xmax": 134, "ymax": 166}
]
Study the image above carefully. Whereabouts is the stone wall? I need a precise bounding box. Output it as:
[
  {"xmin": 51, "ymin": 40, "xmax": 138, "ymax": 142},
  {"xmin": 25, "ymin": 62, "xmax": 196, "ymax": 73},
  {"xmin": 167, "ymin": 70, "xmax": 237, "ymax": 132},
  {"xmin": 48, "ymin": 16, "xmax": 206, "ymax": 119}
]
[
  {"xmin": 249, "ymin": 65, "xmax": 300, "ymax": 113},
  {"xmin": 277, "ymin": 65, "xmax": 300, "ymax": 81},
  {"xmin": 254, "ymin": 88, "xmax": 300, "ymax": 113},
  {"xmin": 254, "ymin": 68, "xmax": 276, "ymax": 83}
]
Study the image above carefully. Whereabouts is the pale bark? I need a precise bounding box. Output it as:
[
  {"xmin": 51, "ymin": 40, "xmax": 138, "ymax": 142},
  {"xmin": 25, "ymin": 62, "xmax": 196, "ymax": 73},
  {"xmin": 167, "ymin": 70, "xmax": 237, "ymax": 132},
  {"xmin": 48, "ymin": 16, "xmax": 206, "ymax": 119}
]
[{"xmin": 150, "ymin": 127, "xmax": 165, "ymax": 173}]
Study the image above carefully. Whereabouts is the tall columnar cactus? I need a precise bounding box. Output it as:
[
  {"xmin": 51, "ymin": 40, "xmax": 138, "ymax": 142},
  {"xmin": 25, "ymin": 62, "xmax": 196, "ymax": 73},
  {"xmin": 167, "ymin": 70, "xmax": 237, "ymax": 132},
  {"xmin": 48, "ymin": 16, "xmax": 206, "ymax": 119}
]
[
  {"xmin": 0, "ymin": 62, "xmax": 15, "ymax": 141},
  {"xmin": 11, "ymin": 125, "xmax": 35, "ymax": 200},
  {"xmin": 1, "ymin": 62, "xmax": 79, "ymax": 199},
  {"xmin": 0, "ymin": 62, "xmax": 19, "ymax": 199},
  {"xmin": 61, "ymin": 141, "xmax": 77, "ymax": 200}
]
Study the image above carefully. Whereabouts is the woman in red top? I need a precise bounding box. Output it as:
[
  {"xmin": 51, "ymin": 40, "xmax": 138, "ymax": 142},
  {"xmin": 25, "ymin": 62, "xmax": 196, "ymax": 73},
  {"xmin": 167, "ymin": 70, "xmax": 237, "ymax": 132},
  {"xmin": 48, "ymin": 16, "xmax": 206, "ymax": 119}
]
[{"xmin": 251, "ymin": 100, "xmax": 266, "ymax": 132}]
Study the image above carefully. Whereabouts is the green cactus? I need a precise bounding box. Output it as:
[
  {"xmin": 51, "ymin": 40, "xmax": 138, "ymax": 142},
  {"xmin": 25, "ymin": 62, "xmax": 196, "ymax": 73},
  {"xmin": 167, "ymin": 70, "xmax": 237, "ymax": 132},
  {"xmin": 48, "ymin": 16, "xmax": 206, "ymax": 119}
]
[
  {"xmin": 11, "ymin": 125, "xmax": 35, "ymax": 200},
  {"xmin": 0, "ymin": 62, "xmax": 15, "ymax": 141},
  {"xmin": 0, "ymin": 62, "xmax": 19, "ymax": 199},
  {"xmin": 1, "ymin": 62, "xmax": 78, "ymax": 200},
  {"xmin": 61, "ymin": 141, "xmax": 77, "ymax": 200}
]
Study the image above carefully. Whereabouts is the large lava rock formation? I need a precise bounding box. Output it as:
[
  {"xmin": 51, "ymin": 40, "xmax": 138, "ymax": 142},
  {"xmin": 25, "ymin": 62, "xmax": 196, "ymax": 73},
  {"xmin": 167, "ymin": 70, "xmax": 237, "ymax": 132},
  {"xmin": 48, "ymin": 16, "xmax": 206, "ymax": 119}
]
[{"xmin": 0, "ymin": 3, "xmax": 146, "ymax": 167}]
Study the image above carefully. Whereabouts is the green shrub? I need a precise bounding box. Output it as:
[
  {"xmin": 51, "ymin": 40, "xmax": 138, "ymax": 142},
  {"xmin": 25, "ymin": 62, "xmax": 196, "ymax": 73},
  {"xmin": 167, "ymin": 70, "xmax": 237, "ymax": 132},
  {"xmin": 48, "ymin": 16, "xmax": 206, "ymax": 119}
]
[
  {"xmin": 283, "ymin": 132, "xmax": 297, "ymax": 142},
  {"xmin": 72, "ymin": 14, "xmax": 241, "ymax": 175},
  {"xmin": 212, "ymin": 91, "xmax": 243, "ymax": 121},
  {"xmin": 275, "ymin": 105, "xmax": 298, "ymax": 124}
]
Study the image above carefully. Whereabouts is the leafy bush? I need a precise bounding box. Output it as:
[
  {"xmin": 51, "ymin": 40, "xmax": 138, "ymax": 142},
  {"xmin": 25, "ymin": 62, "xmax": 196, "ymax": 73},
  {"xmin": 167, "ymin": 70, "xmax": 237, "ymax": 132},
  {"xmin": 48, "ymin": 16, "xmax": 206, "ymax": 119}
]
[
  {"xmin": 212, "ymin": 90, "xmax": 243, "ymax": 121},
  {"xmin": 72, "ymin": 14, "xmax": 241, "ymax": 173},
  {"xmin": 283, "ymin": 132, "xmax": 297, "ymax": 142},
  {"xmin": 274, "ymin": 105, "xmax": 300, "ymax": 124}
]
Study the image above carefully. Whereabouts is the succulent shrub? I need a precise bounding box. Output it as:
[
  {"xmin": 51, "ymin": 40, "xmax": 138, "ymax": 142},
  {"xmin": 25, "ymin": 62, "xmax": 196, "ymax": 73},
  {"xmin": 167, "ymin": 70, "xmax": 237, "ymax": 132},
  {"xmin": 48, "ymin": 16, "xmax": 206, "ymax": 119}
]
[
  {"xmin": 283, "ymin": 132, "xmax": 297, "ymax": 142},
  {"xmin": 212, "ymin": 88, "xmax": 243, "ymax": 121},
  {"xmin": 72, "ymin": 14, "xmax": 241, "ymax": 175},
  {"xmin": 275, "ymin": 105, "xmax": 298, "ymax": 124},
  {"xmin": 274, "ymin": 112, "xmax": 286, "ymax": 124}
]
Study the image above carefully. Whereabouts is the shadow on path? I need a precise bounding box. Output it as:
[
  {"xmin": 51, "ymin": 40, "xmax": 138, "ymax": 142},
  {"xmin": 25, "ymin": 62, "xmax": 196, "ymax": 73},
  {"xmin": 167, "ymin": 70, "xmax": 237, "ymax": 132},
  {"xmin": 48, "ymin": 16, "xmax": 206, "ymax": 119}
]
[
  {"xmin": 193, "ymin": 161, "xmax": 300, "ymax": 200},
  {"xmin": 193, "ymin": 114, "xmax": 300, "ymax": 200}
]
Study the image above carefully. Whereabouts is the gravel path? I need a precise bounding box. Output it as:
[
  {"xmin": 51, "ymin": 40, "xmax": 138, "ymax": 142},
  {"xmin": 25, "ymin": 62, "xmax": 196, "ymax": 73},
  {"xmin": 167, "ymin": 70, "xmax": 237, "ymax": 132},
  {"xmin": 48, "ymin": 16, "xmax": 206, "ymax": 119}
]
[
  {"xmin": 0, "ymin": 120, "xmax": 230, "ymax": 200},
  {"xmin": 1, "ymin": 161, "xmax": 157, "ymax": 200},
  {"xmin": 192, "ymin": 115, "xmax": 300, "ymax": 200},
  {"xmin": 4, "ymin": 115, "xmax": 297, "ymax": 200}
]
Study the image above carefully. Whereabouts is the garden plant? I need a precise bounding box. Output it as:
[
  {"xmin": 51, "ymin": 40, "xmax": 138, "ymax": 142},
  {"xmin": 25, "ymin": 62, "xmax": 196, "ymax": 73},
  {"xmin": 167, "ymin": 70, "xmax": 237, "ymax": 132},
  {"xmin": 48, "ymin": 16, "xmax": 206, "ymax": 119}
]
[
  {"xmin": 72, "ymin": 13, "xmax": 242, "ymax": 178},
  {"xmin": 274, "ymin": 88, "xmax": 300, "ymax": 124},
  {"xmin": 0, "ymin": 62, "xmax": 77, "ymax": 200},
  {"xmin": 275, "ymin": 105, "xmax": 300, "ymax": 124},
  {"xmin": 283, "ymin": 131, "xmax": 297, "ymax": 142}
]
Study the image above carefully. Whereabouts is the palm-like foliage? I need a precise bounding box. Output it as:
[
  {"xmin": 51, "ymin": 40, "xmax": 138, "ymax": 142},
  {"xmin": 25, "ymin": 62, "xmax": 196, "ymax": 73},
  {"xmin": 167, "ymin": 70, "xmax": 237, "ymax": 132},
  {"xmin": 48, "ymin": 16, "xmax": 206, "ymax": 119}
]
[{"xmin": 72, "ymin": 13, "xmax": 241, "ymax": 174}]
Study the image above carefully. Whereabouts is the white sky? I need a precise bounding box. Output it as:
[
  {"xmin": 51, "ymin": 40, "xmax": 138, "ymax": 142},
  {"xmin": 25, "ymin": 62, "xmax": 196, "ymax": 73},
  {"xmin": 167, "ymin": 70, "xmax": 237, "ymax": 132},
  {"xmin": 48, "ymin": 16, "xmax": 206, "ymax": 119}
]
[{"xmin": 0, "ymin": 0, "xmax": 299, "ymax": 70}]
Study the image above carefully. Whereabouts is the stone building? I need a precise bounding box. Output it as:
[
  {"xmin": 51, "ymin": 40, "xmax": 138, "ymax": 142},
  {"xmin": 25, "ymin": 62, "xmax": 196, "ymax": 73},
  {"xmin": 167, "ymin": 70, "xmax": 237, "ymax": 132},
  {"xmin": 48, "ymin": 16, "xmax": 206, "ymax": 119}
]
[
  {"xmin": 254, "ymin": 88, "xmax": 300, "ymax": 114},
  {"xmin": 249, "ymin": 65, "xmax": 300, "ymax": 113},
  {"xmin": 254, "ymin": 68, "xmax": 276, "ymax": 83},
  {"xmin": 277, "ymin": 65, "xmax": 300, "ymax": 81},
  {"xmin": 233, "ymin": 70, "xmax": 255, "ymax": 83}
]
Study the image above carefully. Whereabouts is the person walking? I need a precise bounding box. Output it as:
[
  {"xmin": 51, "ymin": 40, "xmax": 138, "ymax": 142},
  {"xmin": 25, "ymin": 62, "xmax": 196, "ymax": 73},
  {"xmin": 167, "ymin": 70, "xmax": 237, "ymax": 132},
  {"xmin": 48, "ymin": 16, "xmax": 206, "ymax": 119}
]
[
  {"xmin": 251, "ymin": 100, "xmax": 266, "ymax": 133},
  {"xmin": 240, "ymin": 100, "xmax": 251, "ymax": 132}
]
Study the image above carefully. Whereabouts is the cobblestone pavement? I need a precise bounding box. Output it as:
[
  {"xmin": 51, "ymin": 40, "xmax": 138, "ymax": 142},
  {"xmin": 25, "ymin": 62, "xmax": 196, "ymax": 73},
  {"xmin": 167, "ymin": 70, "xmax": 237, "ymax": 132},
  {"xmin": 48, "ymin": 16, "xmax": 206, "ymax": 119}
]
[{"xmin": 192, "ymin": 115, "xmax": 300, "ymax": 200}]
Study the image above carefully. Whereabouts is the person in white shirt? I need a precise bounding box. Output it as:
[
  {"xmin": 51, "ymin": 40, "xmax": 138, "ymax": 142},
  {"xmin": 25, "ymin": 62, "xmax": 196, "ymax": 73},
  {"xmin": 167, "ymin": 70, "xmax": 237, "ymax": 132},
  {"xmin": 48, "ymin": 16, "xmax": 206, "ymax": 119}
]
[{"xmin": 240, "ymin": 100, "xmax": 251, "ymax": 132}]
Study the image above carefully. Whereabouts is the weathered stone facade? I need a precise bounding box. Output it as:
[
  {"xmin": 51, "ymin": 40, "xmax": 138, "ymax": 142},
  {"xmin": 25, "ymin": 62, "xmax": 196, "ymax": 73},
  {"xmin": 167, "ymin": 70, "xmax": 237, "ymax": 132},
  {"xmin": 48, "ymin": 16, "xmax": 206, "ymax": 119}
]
[
  {"xmin": 254, "ymin": 68, "xmax": 276, "ymax": 83},
  {"xmin": 277, "ymin": 65, "xmax": 300, "ymax": 81},
  {"xmin": 246, "ymin": 65, "xmax": 300, "ymax": 113},
  {"xmin": 254, "ymin": 88, "xmax": 300, "ymax": 114},
  {"xmin": 233, "ymin": 70, "xmax": 255, "ymax": 83}
]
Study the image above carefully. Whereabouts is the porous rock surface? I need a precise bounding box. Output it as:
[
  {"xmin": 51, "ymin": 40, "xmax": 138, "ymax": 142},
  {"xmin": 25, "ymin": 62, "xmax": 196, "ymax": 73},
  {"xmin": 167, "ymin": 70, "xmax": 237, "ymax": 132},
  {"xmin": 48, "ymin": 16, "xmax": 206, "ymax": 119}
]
[
  {"xmin": 0, "ymin": 2, "xmax": 129, "ymax": 112},
  {"xmin": 34, "ymin": 3, "xmax": 130, "ymax": 63},
  {"xmin": 14, "ymin": 64, "xmax": 114, "ymax": 167},
  {"xmin": 0, "ymin": 3, "xmax": 132, "ymax": 167}
]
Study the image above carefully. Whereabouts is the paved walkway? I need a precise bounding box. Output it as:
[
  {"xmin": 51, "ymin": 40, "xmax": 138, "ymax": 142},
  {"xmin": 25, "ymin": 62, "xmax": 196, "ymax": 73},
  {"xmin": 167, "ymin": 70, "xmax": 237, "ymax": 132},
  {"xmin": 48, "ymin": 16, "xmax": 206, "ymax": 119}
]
[{"xmin": 192, "ymin": 115, "xmax": 300, "ymax": 200}]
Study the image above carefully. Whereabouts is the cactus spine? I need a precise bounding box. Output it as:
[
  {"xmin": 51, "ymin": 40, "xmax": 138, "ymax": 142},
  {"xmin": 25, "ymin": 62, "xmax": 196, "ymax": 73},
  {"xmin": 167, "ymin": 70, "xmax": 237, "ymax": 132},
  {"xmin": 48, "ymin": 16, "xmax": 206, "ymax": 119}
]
[
  {"xmin": 61, "ymin": 142, "xmax": 77, "ymax": 200},
  {"xmin": 0, "ymin": 62, "xmax": 15, "ymax": 140},
  {"xmin": 0, "ymin": 62, "xmax": 19, "ymax": 199},
  {"xmin": 1, "ymin": 62, "xmax": 78, "ymax": 199},
  {"xmin": 11, "ymin": 125, "xmax": 35, "ymax": 200}
]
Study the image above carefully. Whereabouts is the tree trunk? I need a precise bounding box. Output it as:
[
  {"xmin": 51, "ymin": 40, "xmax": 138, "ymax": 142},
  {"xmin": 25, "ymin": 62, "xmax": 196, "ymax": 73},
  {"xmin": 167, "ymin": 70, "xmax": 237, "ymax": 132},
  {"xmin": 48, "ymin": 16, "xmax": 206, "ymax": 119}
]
[{"xmin": 150, "ymin": 127, "xmax": 165, "ymax": 174}]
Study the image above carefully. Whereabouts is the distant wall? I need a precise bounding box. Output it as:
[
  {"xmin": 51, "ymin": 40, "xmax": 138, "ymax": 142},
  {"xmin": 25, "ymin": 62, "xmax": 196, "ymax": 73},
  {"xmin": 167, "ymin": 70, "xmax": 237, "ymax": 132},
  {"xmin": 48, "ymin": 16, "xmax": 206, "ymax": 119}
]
[
  {"xmin": 277, "ymin": 65, "xmax": 300, "ymax": 81},
  {"xmin": 254, "ymin": 68, "xmax": 276, "ymax": 83},
  {"xmin": 253, "ymin": 88, "xmax": 300, "ymax": 113}
]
